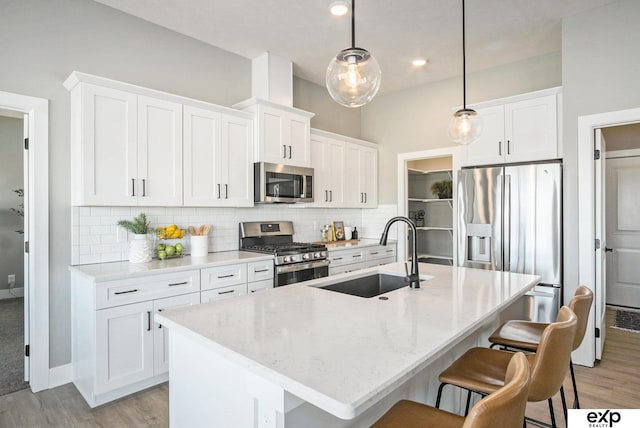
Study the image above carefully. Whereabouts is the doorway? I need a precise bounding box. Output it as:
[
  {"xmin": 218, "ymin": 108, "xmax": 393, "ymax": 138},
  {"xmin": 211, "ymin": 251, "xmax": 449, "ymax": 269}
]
[
  {"xmin": 0, "ymin": 90, "xmax": 49, "ymax": 392},
  {"xmin": 602, "ymin": 124, "xmax": 640, "ymax": 309},
  {"xmin": 0, "ymin": 111, "xmax": 28, "ymax": 396}
]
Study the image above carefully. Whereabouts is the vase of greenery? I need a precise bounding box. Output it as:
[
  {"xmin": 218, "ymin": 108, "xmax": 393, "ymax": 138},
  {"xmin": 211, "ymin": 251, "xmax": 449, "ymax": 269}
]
[
  {"xmin": 430, "ymin": 180, "xmax": 453, "ymax": 199},
  {"xmin": 117, "ymin": 212, "xmax": 152, "ymax": 263}
]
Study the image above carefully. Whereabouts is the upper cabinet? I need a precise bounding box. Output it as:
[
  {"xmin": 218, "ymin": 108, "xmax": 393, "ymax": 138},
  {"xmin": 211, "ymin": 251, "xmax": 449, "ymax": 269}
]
[
  {"xmin": 65, "ymin": 72, "xmax": 254, "ymax": 207},
  {"xmin": 345, "ymin": 141, "xmax": 378, "ymax": 208},
  {"xmin": 461, "ymin": 88, "xmax": 561, "ymax": 167},
  {"xmin": 183, "ymin": 106, "xmax": 253, "ymax": 207},
  {"xmin": 310, "ymin": 130, "xmax": 346, "ymax": 207},
  {"xmin": 233, "ymin": 99, "xmax": 314, "ymax": 167}
]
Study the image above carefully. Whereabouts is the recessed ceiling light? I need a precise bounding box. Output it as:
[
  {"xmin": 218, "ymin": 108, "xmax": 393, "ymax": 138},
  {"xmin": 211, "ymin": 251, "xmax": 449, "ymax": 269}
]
[
  {"xmin": 329, "ymin": 1, "xmax": 349, "ymax": 16},
  {"xmin": 412, "ymin": 58, "xmax": 427, "ymax": 67}
]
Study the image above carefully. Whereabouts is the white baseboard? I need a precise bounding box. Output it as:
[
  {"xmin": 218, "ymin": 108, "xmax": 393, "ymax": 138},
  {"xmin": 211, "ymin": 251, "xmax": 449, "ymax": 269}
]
[
  {"xmin": 49, "ymin": 363, "xmax": 72, "ymax": 388},
  {"xmin": 0, "ymin": 287, "xmax": 24, "ymax": 299}
]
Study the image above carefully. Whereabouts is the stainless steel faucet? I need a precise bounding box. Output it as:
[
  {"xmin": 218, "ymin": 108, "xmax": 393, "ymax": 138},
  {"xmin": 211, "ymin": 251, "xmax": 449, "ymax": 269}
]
[{"xmin": 380, "ymin": 216, "xmax": 420, "ymax": 289}]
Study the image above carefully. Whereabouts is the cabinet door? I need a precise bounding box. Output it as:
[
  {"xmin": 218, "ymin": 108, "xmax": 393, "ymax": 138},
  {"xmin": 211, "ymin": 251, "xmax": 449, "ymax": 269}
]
[
  {"xmin": 288, "ymin": 113, "xmax": 311, "ymax": 166},
  {"xmin": 78, "ymin": 84, "xmax": 138, "ymax": 206},
  {"xmin": 504, "ymin": 95, "xmax": 558, "ymax": 163},
  {"xmin": 183, "ymin": 105, "xmax": 222, "ymax": 206},
  {"xmin": 345, "ymin": 144, "xmax": 363, "ymax": 206},
  {"xmin": 219, "ymin": 114, "xmax": 254, "ymax": 207},
  {"xmin": 310, "ymin": 136, "xmax": 330, "ymax": 205},
  {"xmin": 95, "ymin": 301, "xmax": 154, "ymax": 394},
  {"xmin": 138, "ymin": 96, "xmax": 183, "ymax": 206},
  {"xmin": 153, "ymin": 293, "xmax": 201, "ymax": 375},
  {"xmin": 310, "ymin": 135, "xmax": 345, "ymax": 206},
  {"xmin": 327, "ymin": 139, "xmax": 346, "ymax": 205},
  {"xmin": 359, "ymin": 146, "xmax": 377, "ymax": 207},
  {"xmin": 462, "ymin": 105, "xmax": 505, "ymax": 167},
  {"xmin": 257, "ymin": 105, "xmax": 287, "ymax": 163}
]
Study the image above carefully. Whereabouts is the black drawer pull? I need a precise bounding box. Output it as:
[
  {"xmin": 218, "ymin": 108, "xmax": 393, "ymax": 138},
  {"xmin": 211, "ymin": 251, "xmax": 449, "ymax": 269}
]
[
  {"xmin": 333, "ymin": 257, "xmax": 343, "ymax": 261},
  {"xmin": 370, "ymin": 252, "xmax": 379, "ymax": 255},
  {"xmin": 352, "ymin": 254, "xmax": 362, "ymax": 258},
  {"xmin": 217, "ymin": 274, "xmax": 235, "ymax": 279},
  {"xmin": 253, "ymin": 269, "xmax": 269, "ymax": 273},
  {"xmin": 168, "ymin": 281, "xmax": 188, "ymax": 287},
  {"xmin": 386, "ymin": 249, "xmax": 394, "ymax": 253},
  {"xmin": 157, "ymin": 309, "xmax": 163, "ymax": 328},
  {"xmin": 218, "ymin": 290, "xmax": 235, "ymax": 295},
  {"xmin": 114, "ymin": 289, "xmax": 138, "ymax": 295}
]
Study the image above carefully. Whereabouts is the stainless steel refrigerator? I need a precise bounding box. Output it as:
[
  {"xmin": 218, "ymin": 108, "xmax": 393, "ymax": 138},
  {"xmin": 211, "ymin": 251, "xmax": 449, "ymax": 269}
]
[{"xmin": 457, "ymin": 161, "xmax": 562, "ymax": 322}]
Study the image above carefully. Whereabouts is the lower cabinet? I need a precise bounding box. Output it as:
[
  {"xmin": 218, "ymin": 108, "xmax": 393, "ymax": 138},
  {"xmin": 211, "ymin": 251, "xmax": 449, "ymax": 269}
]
[
  {"xmin": 328, "ymin": 244, "xmax": 396, "ymax": 276},
  {"xmin": 72, "ymin": 259, "xmax": 274, "ymax": 407}
]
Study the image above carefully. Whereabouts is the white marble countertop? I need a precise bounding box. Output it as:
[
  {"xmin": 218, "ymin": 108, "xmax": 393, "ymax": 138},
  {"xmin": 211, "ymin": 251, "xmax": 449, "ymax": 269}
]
[
  {"xmin": 156, "ymin": 262, "xmax": 539, "ymax": 419},
  {"xmin": 69, "ymin": 251, "xmax": 274, "ymax": 282},
  {"xmin": 322, "ymin": 238, "xmax": 395, "ymax": 251}
]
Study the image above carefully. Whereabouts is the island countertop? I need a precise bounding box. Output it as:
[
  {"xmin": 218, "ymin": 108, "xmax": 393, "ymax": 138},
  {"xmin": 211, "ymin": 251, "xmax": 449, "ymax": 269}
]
[{"xmin": 156, "ymin": 262, "xmax": 539, "ymax": 420}]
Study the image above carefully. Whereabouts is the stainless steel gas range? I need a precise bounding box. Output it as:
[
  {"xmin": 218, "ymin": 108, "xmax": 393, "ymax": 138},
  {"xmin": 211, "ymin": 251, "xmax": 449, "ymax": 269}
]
[{"xmin": 239, "ymin": 221, "xmax": 330, "ymax": 287}]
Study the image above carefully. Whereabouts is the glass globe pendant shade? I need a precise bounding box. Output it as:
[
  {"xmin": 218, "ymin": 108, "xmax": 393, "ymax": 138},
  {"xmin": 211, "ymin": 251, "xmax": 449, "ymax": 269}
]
[
  {"xmin": 448, "ymin": 108, "xmax": 482, "ymax": 145},
  {"xmin": 326, "ymin": 47, "xmax": 381, "ymax": 108}
]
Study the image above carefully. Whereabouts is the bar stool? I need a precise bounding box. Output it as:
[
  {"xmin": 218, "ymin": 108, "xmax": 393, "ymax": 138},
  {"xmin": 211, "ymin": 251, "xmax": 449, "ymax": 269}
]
[
  {"xmin": 435, "ymin": 306, "xmax": 577, "ymax": 428},
  {"xmin": 488, "ymin": 285, "xmax": 593, "ymax": 409},
  {"xmin": 372, "ymin": 352, "xmax": 530, "ymax": 428}
]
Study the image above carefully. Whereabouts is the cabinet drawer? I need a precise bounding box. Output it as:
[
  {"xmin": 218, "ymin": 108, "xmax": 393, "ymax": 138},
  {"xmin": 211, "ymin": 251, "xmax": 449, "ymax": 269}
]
[
  {"xmin": 248, "ymin": 279, "xmax": 273, "ymax": 294},
  {"xmin": 329, "ymin": 262, "xmax": 366, "ymax": 276},
  {"xmin": 201, "ymin": 285, "xmax": 247, "ymax": 302},
  {"xmin": 328, "ymin": 249, "xmax": 366, "ymax": 267},
  {"xmin": 96, "ymin": 270, "xmax": 201, "ymax": 309},
  {"xmin": 201, "ymin": 264, "xmax": 247, "ymax": 290},
  {"xmin": 247, "ymin": 260, "xmax": 274, "ymax": 282},
  {"xmin": 364, "ymin": 257, "xmax": 397, "ymax": 269},
  {"xmin": 367, "ymin": 246, "xmax": 396, "ymax": 261}
]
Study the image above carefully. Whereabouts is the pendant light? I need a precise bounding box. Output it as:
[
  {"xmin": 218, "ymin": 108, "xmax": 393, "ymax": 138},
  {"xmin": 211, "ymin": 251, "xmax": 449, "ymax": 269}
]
[
  {"xmin": 326, "ymin": 0, "xmax": 381, "ymax": 108},
  {"xmin": 448, "ymin": 0, "xmax": 482, "ymax": 145}
]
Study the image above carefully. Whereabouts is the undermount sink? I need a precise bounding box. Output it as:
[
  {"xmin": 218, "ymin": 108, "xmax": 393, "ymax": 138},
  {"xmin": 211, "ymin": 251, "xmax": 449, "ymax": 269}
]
[{"xmin": 317, "ymin": 273, "xmax": 411, "ymax": 298}]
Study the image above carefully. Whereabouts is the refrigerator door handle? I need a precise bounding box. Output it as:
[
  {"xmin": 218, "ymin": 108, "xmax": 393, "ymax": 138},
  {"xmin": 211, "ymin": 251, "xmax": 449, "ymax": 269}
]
[{"xmin": 504, "ymin": 174, "xmax": 511, "ymax": 272}]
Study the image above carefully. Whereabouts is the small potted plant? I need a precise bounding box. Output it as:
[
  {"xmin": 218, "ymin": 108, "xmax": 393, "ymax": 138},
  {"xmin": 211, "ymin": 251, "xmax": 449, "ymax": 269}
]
[
  {"xmin": 430, "ymin": 180, "xmax": 453, "ymax": 199},
  {"xmin": 117, "ymin": 212, "xmax": 152, "ymax": 263}
]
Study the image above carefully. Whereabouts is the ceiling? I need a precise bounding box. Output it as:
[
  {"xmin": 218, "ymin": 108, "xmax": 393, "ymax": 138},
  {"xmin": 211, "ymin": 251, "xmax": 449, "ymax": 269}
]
[{"xmin": 94, "ymin": 0, "xmax": 617, "ymax": 95}]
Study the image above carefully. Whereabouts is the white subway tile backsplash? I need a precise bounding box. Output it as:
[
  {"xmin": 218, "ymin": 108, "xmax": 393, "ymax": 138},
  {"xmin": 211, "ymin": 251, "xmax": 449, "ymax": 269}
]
[{"xmin": 70, "ymin": 204, "xmax": 398, "ymax": 265}]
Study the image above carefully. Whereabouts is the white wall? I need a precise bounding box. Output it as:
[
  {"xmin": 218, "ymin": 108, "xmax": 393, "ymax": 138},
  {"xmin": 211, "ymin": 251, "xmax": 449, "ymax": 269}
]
[
  {"xmin": 561, "ymin": 0, "xmax": 640, "ymax": 303},
  {"xmin": 361, "ymin": 52, "xmax": 562, "ymax": 204},
  {"xmin": 0, "ymin": 116, "xmax": 24, "ymax": 293}
]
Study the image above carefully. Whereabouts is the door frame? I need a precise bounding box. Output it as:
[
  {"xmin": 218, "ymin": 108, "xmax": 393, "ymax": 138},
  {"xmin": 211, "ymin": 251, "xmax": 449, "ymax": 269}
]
[
  {"xmin": 576, "ymin": 107, "xmax": 640, "ymax": 367},
  {"xmin": 396, "ymin": 147, "xmax": 461, "ymax": 262},
  {"xmin": 0, "ymin": 90, "xmax": 49, "ymax": 392}
]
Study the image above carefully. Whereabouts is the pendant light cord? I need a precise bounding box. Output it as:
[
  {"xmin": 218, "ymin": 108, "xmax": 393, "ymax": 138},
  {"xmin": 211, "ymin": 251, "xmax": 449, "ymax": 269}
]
[
  {"xmin": 351, "ymin": 0, "xmax": 356, "ymax": 48},
  {"xmin": 462, "ymin": 0, "xmax": 467, "ymax": 109}
]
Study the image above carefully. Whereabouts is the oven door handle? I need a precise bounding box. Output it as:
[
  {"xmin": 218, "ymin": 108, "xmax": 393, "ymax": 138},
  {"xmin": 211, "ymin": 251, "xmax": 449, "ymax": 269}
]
[{"xmin": 275, "ymin": 259, "xmax": 331, "ymax": 274}]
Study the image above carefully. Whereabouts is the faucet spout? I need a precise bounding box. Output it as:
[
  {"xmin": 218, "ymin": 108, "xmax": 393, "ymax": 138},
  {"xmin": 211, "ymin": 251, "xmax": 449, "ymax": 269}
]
[{"xmin": 380, "ymin": 216, "xmax": 420, "ymax": 289}]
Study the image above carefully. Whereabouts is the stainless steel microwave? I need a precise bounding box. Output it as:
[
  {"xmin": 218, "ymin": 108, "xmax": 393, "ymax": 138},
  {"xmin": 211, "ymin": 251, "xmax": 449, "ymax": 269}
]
[{"xmin": 254, "ymin": 162, "xmax": 314, "ymax": 203}]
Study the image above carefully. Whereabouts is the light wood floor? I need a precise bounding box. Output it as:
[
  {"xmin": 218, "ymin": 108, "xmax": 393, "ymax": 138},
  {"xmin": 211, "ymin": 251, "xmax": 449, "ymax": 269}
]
[{"xmin": 0, "ymin": 308, "xmax": 637, "ymax": 427}]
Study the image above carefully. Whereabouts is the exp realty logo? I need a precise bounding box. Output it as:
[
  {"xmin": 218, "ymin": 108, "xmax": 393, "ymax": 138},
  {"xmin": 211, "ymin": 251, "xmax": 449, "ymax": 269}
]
[{"xmin": 568, "ymin": 409, "xmax": 640, "ymax": 428}]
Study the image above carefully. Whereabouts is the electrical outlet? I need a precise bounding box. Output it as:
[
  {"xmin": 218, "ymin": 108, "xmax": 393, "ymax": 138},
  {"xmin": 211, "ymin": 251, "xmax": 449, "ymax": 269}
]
[{"xmin": 8, "ymin": 274, "xmax": 15, "ymax": 286}]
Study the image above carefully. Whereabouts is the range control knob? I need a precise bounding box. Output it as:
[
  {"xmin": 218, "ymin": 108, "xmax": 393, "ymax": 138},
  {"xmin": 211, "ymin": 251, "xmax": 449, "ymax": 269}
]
[
  {"xmin": 302, "ymin": 253, "xmax": 311, "ymax": 260},
  {"xmin": 320, "ymin": 251, "xmax": 327, "ymax": 258},
  {"xmin": 290, "ymin": 255, "xmax": 299, "ymax": 262},
  {"xmin": 282, "ymin": 256, "xmax": 290, "ymax": 263},
  {"xmin": 314, "ymin": 252, "xmax": 321, "ymax": 258}
]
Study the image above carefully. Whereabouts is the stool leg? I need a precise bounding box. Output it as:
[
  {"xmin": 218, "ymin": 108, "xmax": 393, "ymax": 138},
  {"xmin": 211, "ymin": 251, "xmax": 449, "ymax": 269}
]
[
  {"xmin": 560, "ymin": 386, "xmax": 568, "ymax": 425},
  {"xmin": 464, "ymin": 390, "xmax": 472, "ymax": 416},
  {"xmin": 570, "ymin": 359, "xmax": 580, "ymax": 409},
  {"xmin": 435, "ymin": 383, "xmax": 447, "ymax": 408},
  {"xmin": 547, "ymin": 397, "xmax": 557, "ymax": 428}
]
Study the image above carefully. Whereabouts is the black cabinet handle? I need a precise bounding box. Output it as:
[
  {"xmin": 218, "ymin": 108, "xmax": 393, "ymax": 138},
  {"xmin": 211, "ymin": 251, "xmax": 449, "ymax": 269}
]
[
  {"xmin": 499, "ymin": 141, "xmax": 502, "ymax": 156},
  {"xmin": 333, "ymin": 257, "xmax": 343, "ymax": 261},
  {"xmin": 605, "ymin": 247, "xmax": 614, "ymax": 253},
  {"xmin": 218, "ymin": 290, "xmax": 235, "ymax": 295},
  {"xmin": 282, "ymin": 145, "xmax": 287, "ymax": 158},
  {"xmin": 131, "ymin": 179, "xmax": 136, "ymax": 197},
  {"xmin": 507, "ymin": 140, "xmax": 511, "ymax": 155},
  {"xmin": 217, "ymin": 183, "xmax": 221, "ymax": 199},
  {"xmin": 370, "ymin": 252, "xmax": 379, "ymax": 255},
  {"xmin": 142, "ymin": 179, "xmax": 146, "ymax": 196},
  {"xmin": 157, "ymin": 309, "xmax": 163, "ymax": 328},
  {"xmin": 217, "ymin": 274, "xmax": 235, "ymax": 279},
  {"xmin": 352, "ymin": 254, "xmax": 362, "ymax": 258},
  {"xmin": 168, "ymin": 281, "xmax": 188, "ymax": 287},
  {"xmin": 288, "ymin": 145, "xmax": 292, "ymax": 159},
  {"xmin": 114, "ymin": 289, "xmax": 138, "ymax": 295},
  {"xmin": 225, "ymin": 184, "xmax": 228, "ymax": 199},
  {"xmin": 325, "ymin": 190, "xmax": 328, "ymax": 202},
  {"xmin": 147, "ymin": 311, "xmax": 151, "ymax": 331},
  {"xmin": 329, "ymin": 190, "xmax": 332, "ymax": 202},
  {"xmin": 253, "ymin": 269, "xmax": 269, "ymax": 273}
]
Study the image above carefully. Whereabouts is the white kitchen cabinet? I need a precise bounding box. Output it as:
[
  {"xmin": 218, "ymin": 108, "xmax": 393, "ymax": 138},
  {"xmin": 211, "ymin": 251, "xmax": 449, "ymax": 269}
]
[
  {"xmin": 310, "ymin": 132, "xmax": 346, "ymax": 206},
  {"xmin": 462, "ymin": 89, "xmax": 560, "ymax": 167},
  {"xmin": 68, "ymin": 83, "xmax": 183, "ymax": 206},
  {"xmin": 71, "ymin": 268, "xmax": 201, "ymax": 407},
  {"xmin": 201, "ymin": 285, "xmax": 247, "ymax": 302},
  {"xmin": 95, "ymin": 301, "xmax": 154, "ymax": 395},
  {"xmin": 234, "ymin": 98, "xmax": 314, "ymax": 167},
  {"xmin": 345, "ymin": 143, "xmax": 378, "ymax": 208},
  {"xmin": 327, "ymin": 243, "xmax": 396, "ymax": 276},
  {"xmin": 201, "ymin": 261, "xmax": 274, "ymax": 300},
  {"xmin": 183, "ymin": 106, "xmax": 253, "ymax": 207},
  {"xmin": 153, "ymin": 292, "xmax": 201, "ymax": 375}
]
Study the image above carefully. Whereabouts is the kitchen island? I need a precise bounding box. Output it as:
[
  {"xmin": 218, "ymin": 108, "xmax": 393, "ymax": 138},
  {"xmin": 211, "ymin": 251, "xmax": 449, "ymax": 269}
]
[{"xmin": 156, "ymin": 262, "xmax": 539, "ymax": 427}]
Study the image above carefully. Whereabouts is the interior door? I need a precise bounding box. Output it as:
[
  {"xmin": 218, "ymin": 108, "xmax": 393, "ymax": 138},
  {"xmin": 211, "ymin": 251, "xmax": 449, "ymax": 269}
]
[
  {"xmin": 605, "ymin": 154, "xmax": 640, "ymax": 309},
  {"xmin": 22, "ymin": 114, "xmax": 29, "ymax": 382},
  {"xmin": 594, "ymin": 129, "xmax": 607, "ymax": 359}
]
